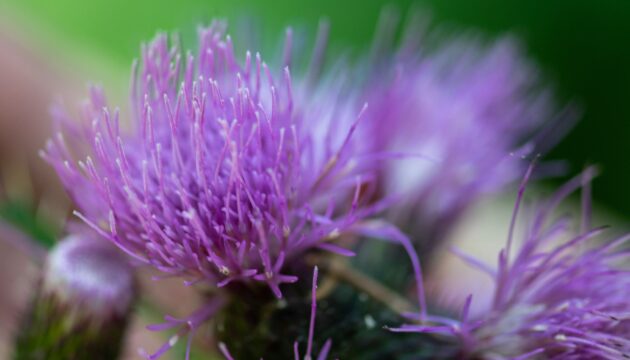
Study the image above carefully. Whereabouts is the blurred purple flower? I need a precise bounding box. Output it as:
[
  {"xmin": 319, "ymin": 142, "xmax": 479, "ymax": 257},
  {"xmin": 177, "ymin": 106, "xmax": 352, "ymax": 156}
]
[
  {"xmin": 361, "ymin": 10, "xmax": 572, "ymax": 251},
  {"xmin": 393, "ymin": 167, "xmax": 630, "ymax": 359}
]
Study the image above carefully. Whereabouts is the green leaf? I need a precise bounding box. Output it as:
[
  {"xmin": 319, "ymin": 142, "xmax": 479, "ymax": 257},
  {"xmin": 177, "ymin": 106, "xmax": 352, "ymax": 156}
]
[{"xmin": 0, "ymin": 200, "xmax": 57, "ymax": 249}]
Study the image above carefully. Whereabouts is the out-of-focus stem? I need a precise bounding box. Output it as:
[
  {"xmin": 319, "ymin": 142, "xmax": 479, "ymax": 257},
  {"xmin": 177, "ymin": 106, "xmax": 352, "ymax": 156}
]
[{"xmin": 311, "ymin": 255, "xmax": 415, "ymax": 315}]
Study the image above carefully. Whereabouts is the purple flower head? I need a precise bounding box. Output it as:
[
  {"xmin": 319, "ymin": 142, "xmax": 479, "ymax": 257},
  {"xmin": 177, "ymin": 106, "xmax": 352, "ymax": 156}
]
[
  {"xmin": 394, "ymin": 167, "xmax": 630, "ymax": 359},
  {"xmin": 42, "ymin": 21, "xmax": 373, "ymax": 298},
  {"xmin": 361, "ymin": 11, "xmax": 571, "ymax": 249}
]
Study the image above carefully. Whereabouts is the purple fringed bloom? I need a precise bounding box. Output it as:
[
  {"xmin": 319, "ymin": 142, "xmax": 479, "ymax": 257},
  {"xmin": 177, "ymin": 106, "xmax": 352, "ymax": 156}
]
[
  {"xmin": 43, "ymin": 21, "xmax": 371, "ymax": 294},
  {"xmin": 394, "ymin": 167, "xmax": 630, "ymax": 359},
  {"xmin": 361, "ymin": 10, "xmax": 571, "ymax": 251},
  {"xmin": 42, "ymin": 21, "xmax": 375, "ymax": 358}
]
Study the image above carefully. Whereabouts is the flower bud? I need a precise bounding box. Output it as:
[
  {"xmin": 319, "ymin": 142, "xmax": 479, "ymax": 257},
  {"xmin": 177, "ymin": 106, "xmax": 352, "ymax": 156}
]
[{"xmin": 14, "ymin": 235, "xmax": 136, "ymax": 360}]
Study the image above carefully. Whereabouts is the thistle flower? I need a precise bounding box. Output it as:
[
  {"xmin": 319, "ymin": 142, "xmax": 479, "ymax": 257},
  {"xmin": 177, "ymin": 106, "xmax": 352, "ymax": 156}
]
[
  {"xmin": 43, "ymin": 21, "xmax": 372, "ymax": 295},
  {"xmin": 14, "ymin": 234, "xmax": 136, "ymax": 360},
  {"xmin": 42, "ymin": 21, "xmax": 377, "ymax": 358},
  {"xmin": 394, "ymin": 167, "xmax": 630, "ymax": 359},
  {"xmin": 360, "ymin": 10, "xmax": 571, "ymax": 253}
]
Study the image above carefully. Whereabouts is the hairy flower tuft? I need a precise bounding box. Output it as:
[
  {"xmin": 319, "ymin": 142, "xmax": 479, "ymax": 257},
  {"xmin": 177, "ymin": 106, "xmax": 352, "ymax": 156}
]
[
  {"xmin": 394, "ymin": 167, "xmax": 630, "ymax": 359},
  {"xmin": 360, "ymin": 10, "xmax": 573, "ymax": 252},
  {"xmin": 43, "ymin": 22, "xmax": 374, "ymax": 299}
]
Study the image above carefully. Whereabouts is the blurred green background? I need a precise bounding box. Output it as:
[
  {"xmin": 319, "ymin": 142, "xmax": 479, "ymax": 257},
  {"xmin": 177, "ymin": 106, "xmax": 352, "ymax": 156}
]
[{"xmin": 2, "ymin": 0, "xmax": 629, "ymax": 218}]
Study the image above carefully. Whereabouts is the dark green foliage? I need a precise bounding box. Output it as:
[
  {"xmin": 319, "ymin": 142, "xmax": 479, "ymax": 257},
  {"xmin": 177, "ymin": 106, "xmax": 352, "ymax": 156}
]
[{"xmin": 216, "ymin": 260, "xmax": 460, "ymax": 359}]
